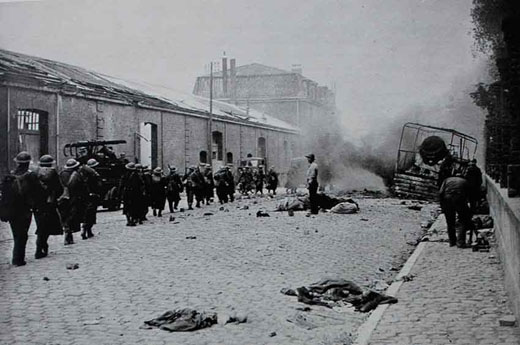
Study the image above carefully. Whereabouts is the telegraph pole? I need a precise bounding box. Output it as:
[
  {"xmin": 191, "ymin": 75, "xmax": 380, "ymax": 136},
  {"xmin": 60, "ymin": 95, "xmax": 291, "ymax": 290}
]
[{"xmin": 208, "ymin": 61, "xmax": 214, "ymax": 169}]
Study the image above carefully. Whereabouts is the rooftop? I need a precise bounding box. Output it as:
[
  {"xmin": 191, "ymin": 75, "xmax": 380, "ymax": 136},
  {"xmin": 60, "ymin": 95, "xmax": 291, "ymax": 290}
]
[{"xmin": 0, "ymin": 49, "xmax": 298, "ymax": 132}]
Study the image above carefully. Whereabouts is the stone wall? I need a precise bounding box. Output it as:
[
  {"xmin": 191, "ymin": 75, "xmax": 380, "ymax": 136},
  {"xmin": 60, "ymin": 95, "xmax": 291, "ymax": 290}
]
[{"xmin": 486, "ymin": 175, "xmax": 520, "ymax": 321}]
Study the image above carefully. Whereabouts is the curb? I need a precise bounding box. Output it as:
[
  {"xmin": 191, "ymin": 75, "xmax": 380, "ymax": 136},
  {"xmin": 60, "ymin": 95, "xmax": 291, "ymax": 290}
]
[{"xmin": 353, "ymin": 216, "xmax": 444, "ymax": 345}]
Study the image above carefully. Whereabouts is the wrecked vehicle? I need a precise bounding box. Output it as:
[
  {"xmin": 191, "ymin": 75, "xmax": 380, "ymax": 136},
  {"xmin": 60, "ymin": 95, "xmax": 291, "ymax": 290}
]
[
  {"xmin": 394, "ymin": 122, "xmax": 478, "ymax": 200},
  {"xmin": 63, "ymin": 139, "xmax": 127, "ymax": 210}
]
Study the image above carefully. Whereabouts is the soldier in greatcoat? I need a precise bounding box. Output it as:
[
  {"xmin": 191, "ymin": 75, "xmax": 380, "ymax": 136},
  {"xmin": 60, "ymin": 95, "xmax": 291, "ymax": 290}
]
[
  {"xmin": 266, "ymin": 166, "xmax": 279, "ymax": 195},
  {"xmin": 150, "ymin": 167, "xmax": 167, "ymax": 217},
  {"xmin": 203, "ymin": 164, "xmax": 215, "ymax": 204},
  {"xmin": 224, "ymin": 165, "xmax": 235, "ymax": 202},
  {"xmin": 183, "ymin": 166, "xmax": 195, "ymax": 210},
  {"xmin": 120, "ymin": 162, "xmax": 143, "ymax": 226},
  {"xmin": 79, "ymin": 158, "xmax": 101, "ymax": 239},
  {"xmin": 137, "ymin": 164, "xmax": 151, "ymax": 223},
  {"xmin": 214, "ymin": 167, "xmax": 229, "ymax": 204},
  {"xmin": 189, "ymin": 166, "xmax": 206, "ymax": 208},
  {"xmin": 166, "ymin": 166, "xmax": 183, "ymax": 213},
  {"xmin": 254, "ymin": 167, "xmax": 265, "ymax": 195},
  {"xmin": 59, "ymin": 158, "xmax": 87, "ymax": 245},
  {"xmin": 34, "ymin": 154, "xmax": 63, "ymax": 258},
  {"xmin": 1, "ymin": 152, "xmax": 44, "ymax": 266}
]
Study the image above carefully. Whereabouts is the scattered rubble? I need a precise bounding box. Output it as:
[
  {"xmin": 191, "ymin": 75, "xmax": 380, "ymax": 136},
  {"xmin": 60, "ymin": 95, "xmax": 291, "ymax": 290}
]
[
  {"xmin": 499, "ymin": 315, "xmax": 517, "ymax": 327},
  {"xmin": 256, "ymin": 211, "xmax": 270, "ymax": 217},
  {"xmin": 407, "ymin": 205, "xmax": 422, "ymax": 211},
  {"xmin": 43, "ymin": 276, "xmax": 50, "ymax": 281},
  {"xmin": 185, "ymin": 236, "xmax": 197, "ymax": 240},
  {"xmin": 66, "ymin": 263, "xmax": 79, "ymax": 270}
]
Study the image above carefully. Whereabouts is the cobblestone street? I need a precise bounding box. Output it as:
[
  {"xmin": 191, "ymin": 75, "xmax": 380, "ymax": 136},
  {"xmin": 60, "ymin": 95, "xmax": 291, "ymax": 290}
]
[{"xmin": 0, "ymin": 195, "xmax": 430, "ymax": 345}]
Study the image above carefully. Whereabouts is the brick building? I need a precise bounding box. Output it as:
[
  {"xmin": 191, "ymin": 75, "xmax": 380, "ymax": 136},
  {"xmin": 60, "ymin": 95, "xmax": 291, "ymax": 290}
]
[
  {"xmin": 193, "ymin": 60, "xmax": 336, "ymax": 129},
  {"xmin": 0, "ymin": 49, "xmax": 299, "ymax": 179}
]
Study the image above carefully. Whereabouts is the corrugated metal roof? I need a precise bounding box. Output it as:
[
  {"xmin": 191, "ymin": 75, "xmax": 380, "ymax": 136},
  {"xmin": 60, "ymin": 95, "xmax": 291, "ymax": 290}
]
[{"xmin": 0, "ymin": 49, "xmax": 298, "ymax": 132}]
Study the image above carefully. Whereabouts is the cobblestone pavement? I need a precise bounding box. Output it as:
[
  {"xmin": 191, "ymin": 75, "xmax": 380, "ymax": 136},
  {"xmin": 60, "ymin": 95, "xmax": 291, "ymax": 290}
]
[
  {"xmin": 0, "ymin": 194, "xmax": 431, "ymax": 345},
  {"xmin": 369, "ymin": 217, "xmax": 520, "ymax": 345}
]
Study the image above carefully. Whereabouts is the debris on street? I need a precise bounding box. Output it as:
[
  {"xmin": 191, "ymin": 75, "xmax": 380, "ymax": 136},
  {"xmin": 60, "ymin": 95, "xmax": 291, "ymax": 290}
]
[
  {"xmin": 143, "ymin": 308, "xmax": 218, "ymax": 332},
  {"xmin": 256, "ymin": 211, "xmax": 270, "ymax": 217},
  {"xmin": 66, "ymin": 263, "xmax": 79, "ymax": 270},
  {"xmin": 330, "ymin": 201, "xmax": 359, "ymax": 214},
  {"xmin": 283, "ymin": 278, "xmax": 397, "ymax": 312},
  {"xmin": 407, "ymin": 204, "xmax": 422, "ymax": 211}
]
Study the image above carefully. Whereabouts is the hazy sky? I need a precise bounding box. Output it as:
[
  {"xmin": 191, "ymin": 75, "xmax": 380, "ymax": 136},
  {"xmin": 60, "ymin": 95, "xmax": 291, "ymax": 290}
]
[{"xmin": 0, "ymin": 0, "xmax": 485, "ymax": 137}]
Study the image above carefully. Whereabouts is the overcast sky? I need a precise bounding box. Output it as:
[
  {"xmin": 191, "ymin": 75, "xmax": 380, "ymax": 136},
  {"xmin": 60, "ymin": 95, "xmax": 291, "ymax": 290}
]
[{"xmin": 0, "ymin": 0, "xmax": 485, "ymax": 138}]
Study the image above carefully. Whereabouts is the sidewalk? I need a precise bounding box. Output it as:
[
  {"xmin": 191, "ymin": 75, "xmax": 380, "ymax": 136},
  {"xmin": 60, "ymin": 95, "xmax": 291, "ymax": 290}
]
[{"xmin": 365, "ymin": 216, "xmax": 520, "ymax": 345}]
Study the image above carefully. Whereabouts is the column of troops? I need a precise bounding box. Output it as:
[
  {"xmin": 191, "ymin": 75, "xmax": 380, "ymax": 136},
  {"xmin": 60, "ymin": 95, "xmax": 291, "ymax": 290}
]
[{"xmin": 0, "ymin": 151, "xmax": 279, "ymax": 266}]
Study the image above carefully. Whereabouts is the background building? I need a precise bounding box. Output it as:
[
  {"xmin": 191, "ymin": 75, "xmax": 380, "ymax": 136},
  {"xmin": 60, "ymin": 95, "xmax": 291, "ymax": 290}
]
[
  {"xmin": 0, "ymin": 49, "xmax": 299, "ymax": 180},
  {"xmin": 193, "ymin": 59, "xmax": 336, "ymax": 130}
]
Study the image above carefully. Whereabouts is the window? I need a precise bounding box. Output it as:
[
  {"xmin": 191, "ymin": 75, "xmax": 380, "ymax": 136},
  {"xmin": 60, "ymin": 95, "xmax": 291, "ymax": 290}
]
[
  {"xmin": 17, "ymin": 109, "xmax": 48, "ymax": 160},
  {"xmin": 18, "ymin": 110, "xmax": 40, "ymax": 131},
  {"xmin": 226, "ymin": 152, "xmax": 233, "ymax": 164},
  {"xmin": 212, "ymin": 131, "xmax": 223, "ymax": 161}
]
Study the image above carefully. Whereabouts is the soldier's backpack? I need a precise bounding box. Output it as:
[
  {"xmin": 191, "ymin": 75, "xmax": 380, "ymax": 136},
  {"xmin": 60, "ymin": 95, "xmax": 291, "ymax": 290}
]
[{"xmin": 0, "ymin": 174, "xmax": 22, "ymax": 222}]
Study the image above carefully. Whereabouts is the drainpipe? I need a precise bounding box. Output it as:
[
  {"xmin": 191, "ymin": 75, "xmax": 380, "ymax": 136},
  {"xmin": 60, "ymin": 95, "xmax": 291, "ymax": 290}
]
[
  {"xmin": 56, "ymin": 93, "xmax": 61, "ymax": 166},
  {"xmin": 6, "ymin": 87, "xmax": 11, "ymax": 172}
]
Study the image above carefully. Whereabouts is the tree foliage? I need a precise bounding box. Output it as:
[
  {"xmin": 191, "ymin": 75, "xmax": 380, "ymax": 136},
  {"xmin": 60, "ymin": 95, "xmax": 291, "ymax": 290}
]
[{"xmin": 471, "ymin": 0, "xmax": 506, "ymax": 55}]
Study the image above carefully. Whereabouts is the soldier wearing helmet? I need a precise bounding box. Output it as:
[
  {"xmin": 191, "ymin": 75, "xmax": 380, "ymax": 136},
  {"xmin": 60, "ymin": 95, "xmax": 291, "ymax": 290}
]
[
  {"xmin": 78, "ymin": 158, "xmax": 101, "ymax": 239},
  {"xmin": 33, "ymin": 154, "xmax": 64, "ymax": 259},
  {"xmin": 59, "ymin": 158, "xmax": 87, "ymax": 245},
  {"xmin": 1, "ymin": 152, "xmax": 44, "ymax": 266}
]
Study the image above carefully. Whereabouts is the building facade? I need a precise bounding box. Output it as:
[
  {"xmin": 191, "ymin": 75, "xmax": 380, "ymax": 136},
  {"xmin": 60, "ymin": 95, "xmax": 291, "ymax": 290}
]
[
  {"xmin": 193, "ymin": 60, "xmax": 336, "ymax": 129},
  {"xmin": 0, "ymin": 49, "xmax": 299, "ymax": 180}
]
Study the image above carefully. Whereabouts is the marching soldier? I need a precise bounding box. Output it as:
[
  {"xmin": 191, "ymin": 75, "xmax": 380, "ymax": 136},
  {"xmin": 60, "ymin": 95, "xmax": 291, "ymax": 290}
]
[
  {"xmin": 79, "ymin": 158, "xmax": 101, "ymax": 239},
  {"xmin": 183, "ymin": 166, "xmax": 196, "ymax": 210},
  {"xmin": 1, "ymin": 152, "xmax": 43, "ymax": 266},
  {"xmin": 189, "ymin": 166, "xmax": 205, "ymax": 208},
  {"xmin": 214, "ymin": 167, "xmax": 229, "ymax": 204},
  {"xmin": 204, "ymin": 164, "xmax": 215, "ymax": 204},
  {"xmin": 224, "ymin": 165, "xmax": 235, "ymax": 202},
  {"xmin": 120, "ymin": 162, "xmax": 143, "ymax": 226},
  {"xmin": 166, "ymin": 166, "xmax": 183, "ymax": 213},
  {"xmin": 34, "ymin": 154, "xmax": 63, "ymax": 258},
  {"xmin": 254, "ymin": 167, "xmax": 265, "ymax": 195},
  {"xmin": 266, "ymin": 166, "xmax": 279, "ymax": 195},
  {"xmin": 59, "ymin": 158, "xmax": 87, "ymax": 245},
  {"xmin": 150, "ymin": 167, "xmax": 167, "ymax": 217}
]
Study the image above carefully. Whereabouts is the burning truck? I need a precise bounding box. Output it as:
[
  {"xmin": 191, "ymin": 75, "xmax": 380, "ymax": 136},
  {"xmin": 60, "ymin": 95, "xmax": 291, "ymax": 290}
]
[{"xmin": 394, "ymin": 122, "xmax": 478, "ymax": 200}]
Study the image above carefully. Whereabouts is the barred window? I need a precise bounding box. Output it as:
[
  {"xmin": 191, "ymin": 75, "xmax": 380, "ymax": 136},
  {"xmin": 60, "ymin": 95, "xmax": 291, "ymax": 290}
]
[{"xmin": 17, "ymin": 110, "xmax": 40, "ymax": 131}]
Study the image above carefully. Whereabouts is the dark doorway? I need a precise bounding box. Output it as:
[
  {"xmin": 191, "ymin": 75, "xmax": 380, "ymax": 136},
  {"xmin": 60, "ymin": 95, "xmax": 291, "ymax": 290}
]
[
  {"xmin": 257, "ymin": 137, "xmax": 266, "ymax": 158},
  {"xmin": 199, "ymin": 150, "xmax": 208, "ymax": 163},
  {"xmin": 226, "ymin": 152, "xmax": 233, "ymax": 164}
]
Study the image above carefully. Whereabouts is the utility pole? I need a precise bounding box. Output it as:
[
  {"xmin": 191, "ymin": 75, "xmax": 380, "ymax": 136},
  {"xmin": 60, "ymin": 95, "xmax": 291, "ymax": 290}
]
[{"xmin": 208, "ymin": 61, "xmax": 214, "ymax": 169}]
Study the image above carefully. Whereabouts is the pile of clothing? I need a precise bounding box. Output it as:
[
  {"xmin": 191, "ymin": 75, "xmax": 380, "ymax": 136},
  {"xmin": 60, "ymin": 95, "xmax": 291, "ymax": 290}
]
[
  {"xmin": 282, "ymin": 278, "xmax": 397, "ymax": 313},
  {"xmin": 143, "ymin": 308, "xmax": 217, "ymax": 332}
]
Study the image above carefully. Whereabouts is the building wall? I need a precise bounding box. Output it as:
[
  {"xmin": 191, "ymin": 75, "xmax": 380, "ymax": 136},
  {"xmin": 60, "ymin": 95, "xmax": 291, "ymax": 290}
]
[
  {"xmin": 486, "ymin": 176, "xmax": 520, "ymax": 322},
  {"xmin": 1, "ymin": 85, "xmax": 298, "ymax": 179},
  {"xmin": 0, "ymin": 87, "xmax": 9, "ymax": 176}
]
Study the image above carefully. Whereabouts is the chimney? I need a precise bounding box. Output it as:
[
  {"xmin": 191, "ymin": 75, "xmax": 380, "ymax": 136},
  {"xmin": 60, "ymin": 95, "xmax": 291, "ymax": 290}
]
[
  {"xmin": 230, "ymin": 58, "xmax": 237, "ymax": 104},
  {"xmin": 291, "ymin": 64, "xmax": 302, "ymax": 75},
  {"xmin": 222, "ymin": 57, "xmax": 228, "ymax": 97}
]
